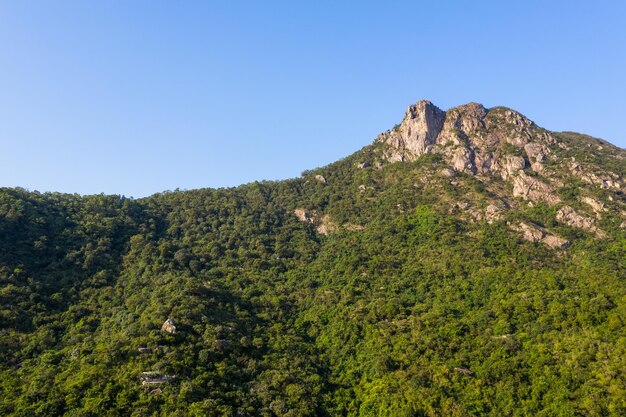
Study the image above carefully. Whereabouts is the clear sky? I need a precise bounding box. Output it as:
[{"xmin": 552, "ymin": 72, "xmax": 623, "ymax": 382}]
[{"xmin": 1, "ymin": 1, "xmax": 625, "ymax": 197}]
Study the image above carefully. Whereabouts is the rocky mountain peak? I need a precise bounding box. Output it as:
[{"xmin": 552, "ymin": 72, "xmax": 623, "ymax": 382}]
[
  {"xmin": 371, "ymin": 100, "xmax": 626, "ymax": 247},
  {"xmin": 378, "ymin": 100, "xmax": 549, "ymax": 175},
  {"xmin": 379, "ymin": 100, "xmax": 446, "ymax": 162}
]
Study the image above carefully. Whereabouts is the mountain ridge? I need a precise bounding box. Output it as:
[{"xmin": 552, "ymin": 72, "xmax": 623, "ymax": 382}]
[{"xmin": 1, "ymin": 100, "xmax": 625, "ymax": 416}]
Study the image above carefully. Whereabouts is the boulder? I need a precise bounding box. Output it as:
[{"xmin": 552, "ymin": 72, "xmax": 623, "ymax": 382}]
[{"xmin": 161, "ymin": 318, "xmax": 176, "ymax": 334}]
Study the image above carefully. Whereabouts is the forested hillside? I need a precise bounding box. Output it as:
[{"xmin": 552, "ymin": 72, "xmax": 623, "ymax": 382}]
[{"xmin": 1, "ymin": 102, "xmax": 626, "ymax": 416}]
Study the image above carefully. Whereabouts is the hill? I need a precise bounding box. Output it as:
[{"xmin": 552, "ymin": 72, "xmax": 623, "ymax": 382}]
[{"xmin": 1, "ymin": 100, "xmax": 625, "ymax": 416}]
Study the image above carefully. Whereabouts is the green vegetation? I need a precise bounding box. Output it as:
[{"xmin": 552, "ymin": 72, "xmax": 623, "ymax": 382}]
[{"xmin": 1, "ymin": 141, "xmax": 626, "ymax": 416}]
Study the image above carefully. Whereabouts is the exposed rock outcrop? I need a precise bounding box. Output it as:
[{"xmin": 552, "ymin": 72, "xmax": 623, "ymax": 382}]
[
  {"xmin": 161, "ymin": 318, "xmax": 176, "ymax": 334},
  {"xmin": 512, "ymin": 172, "xmax": 561, "ymax": 205},
  {"xmin": 377, "ymin": 101, "xmax": 562, "ymax": 189},
  {"xmin": 497, "ymin": 155, "xmax": 526, "ymax": 180},
  {"xmin": 569, "ymin": 162, "xmax": 624, "ymax": 191},
  {"xmin": 316, "ymin": 215, "xmax": 338, "ymax": 235},
  {"xmin": 294, "ymin": 208, "xmax": 310, "ymax": 222},
  {"xmin": 556, "ymin": 206, "xmax": 607, "ymax": 238},
  {"xmin": 510, "ymin": 222, "xmax": 570, "ymax": 249},
  {"xmin": 580, "ymin": 196, "xmax": 606, "ymax": 217},
  {"xmin": 485, "ymin": 204, "xmax": 504, "ymax": 224},
  {"xmin": 344, "ymin": 223, "xmax": 366, "ymax": 231},
  {"xmin": 435, "ymin": 103, "xmax": 489, "ymax": 174},
  {"xmin": 378, "ymin": 100, "xmax": 446, "ymax": 162},
  {"xmin": 440, "ymin": 168, "xmax": 456, "ymax": 177},
  {"xmin": 294, "ymin": 208, "xmax": 337, "ymax": 235},
  {"xmin": 524, "ymin": 142, "xmax": 549, "ymax": 172},
  {"xmin": 541, "ymin": 235, "xmax": 571, "ymax": 249}
]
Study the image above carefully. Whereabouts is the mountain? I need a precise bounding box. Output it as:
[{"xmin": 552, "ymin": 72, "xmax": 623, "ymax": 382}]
[
  {"xmin": 376, "ymin": 100, "xmax": 625, "ymax": 245},
  {"xmin": 1, "ymin": 100, "xmax": 625, "ymax": 416}
]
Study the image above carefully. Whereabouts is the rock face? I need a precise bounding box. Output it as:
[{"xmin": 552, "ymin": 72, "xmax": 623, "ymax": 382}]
[
  {"xmin": 524, "ymin": 143, "xmax": 549, "ymax": 172},
  {"xmin": 377, "ymin": 101, "xmax": 564, "ymax": 180},
  {"xmin": 511, "ymin": 172, "xmax": 561, "ymax": 205},
  {"xmin": 380, "ymin": 100, "xmax": 446, "ymax": 162},
  {"xmin": 498, "ymin": 156, "xmax": 526, "ymax": 180}
]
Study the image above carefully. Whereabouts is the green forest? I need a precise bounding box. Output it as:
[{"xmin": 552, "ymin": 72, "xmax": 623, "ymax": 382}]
[{"xmin": 1, "ymin": 133, "xmax": 626, "ymax": 416}]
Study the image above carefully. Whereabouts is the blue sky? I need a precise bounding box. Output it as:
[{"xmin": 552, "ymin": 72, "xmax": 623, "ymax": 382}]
[{"xmin": 1, "ymin": 1, "xmax": 625, "ymax": 197}]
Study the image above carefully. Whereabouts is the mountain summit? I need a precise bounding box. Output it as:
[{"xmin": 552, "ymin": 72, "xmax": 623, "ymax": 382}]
[
  {"xmin": 378, "ymin": 100, "xmax": 546, "ymax": 174},
  {"xmin": 360, "ymin": 100, "xmax": 625, "ymax": 247},
  {"xmin": 1, "ymin": 100, "xmax": 625, "ymax": 416}
]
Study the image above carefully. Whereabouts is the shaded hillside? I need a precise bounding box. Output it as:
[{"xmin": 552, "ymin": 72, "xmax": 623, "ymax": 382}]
[{"xmin": 1, "ymin": 101, "xmax": 625, "ymax": 416}]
